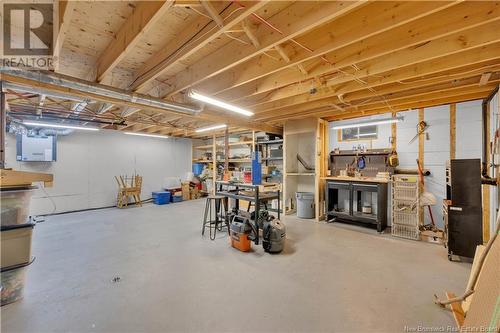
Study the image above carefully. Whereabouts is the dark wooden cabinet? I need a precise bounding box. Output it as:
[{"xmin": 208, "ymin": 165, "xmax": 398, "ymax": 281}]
[{"xmin": 325, "ymin": 179, "xmax": 388, "ymax": 233}]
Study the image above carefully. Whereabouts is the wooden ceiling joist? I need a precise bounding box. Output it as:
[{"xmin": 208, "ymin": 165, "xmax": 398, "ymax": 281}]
[
  {"xmin": 6, "ymin": 1, "xmax": 500, "ymax": 137},
  {"xmin": 159, "ymin": 0, "xmax": 366, "ymax": 97},
  {"xmin": 257, "ymin": 78, "xmax": 500, "ymax": 123},
  {"xmin": 203, "ymin": 0, "xmax": 459, "ymax": 100},
  {"xmin": 251, "ymin": 48, "xmax": 500, "ymax": 114},
  {"xmin": 96, "ymin": 1, "xmax": 174, "ymax": 82},
  {"xmin": 327, "ymin": 91, "xmax": 492, "ymax": 122},
  {"xmin": 54, "ymin": 0, "xmax": 77, "ymax": 71},
  {"xmin": 200, "ymin": 1, "xmax": 224, "ymax": 28},
  {"xmin": 247, "ymin": 20, "xmax": 500, "ymax": 111},
  {"xmin": 130, "ymin": 1, "xmax": 268, "ymax": 92},
  {"xmin": 2, "ymin": 72, "xmax": 282, "ymax": 134},
  {"xmin": 254, "ymin": 70, "xmax": 500, "ymax": 121}
]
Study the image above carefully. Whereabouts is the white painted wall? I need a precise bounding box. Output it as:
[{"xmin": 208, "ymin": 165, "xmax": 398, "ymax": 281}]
[
  {"xmin": 329, "ymin": 100, "xmax": 484, "ymax": 228},
  {"xmin": 5, "ymin": 130, "xmax": 192, "ymax": 215}
]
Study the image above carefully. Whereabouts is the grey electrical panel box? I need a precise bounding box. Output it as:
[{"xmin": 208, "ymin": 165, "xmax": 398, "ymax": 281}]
[{"xmin": 16, "ymin": 134, "xmax": 57, "ymax": 162}]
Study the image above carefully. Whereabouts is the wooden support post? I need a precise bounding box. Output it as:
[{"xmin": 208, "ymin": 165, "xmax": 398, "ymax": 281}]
[
  {"xmin": 391, "ymin": 111, "xmax": 397, "ymax": 151},
  {"xmin": 224, "ymin": 127, "xmax": 229, "ymax": 172},
  {"xmin": 315, "ymin": 119, "xmax": 329, "ymax": 221},
  {"xmin": 212, "ymin": 134, "xmax": 217, "ymax": 195},
  {"xmin": 482, "ymin": 103, "xmax": 490, "ymax": 243},
  {"xmin": 418, "ymin": 108, "xmax": 425, "ymax": 167},
  {"xmin": 418, "ymin": 108, "xmax": 425, "ymax": 225},
  {"xmin": 450, "ymin": 104, "xmax": 456, "ymax": 160},
  {"xmin": 0, "ymin": 81, "xmax": 5, "ymax": 169}
]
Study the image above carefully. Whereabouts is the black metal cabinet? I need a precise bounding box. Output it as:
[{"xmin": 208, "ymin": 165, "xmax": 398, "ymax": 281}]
[
  {"xmin": 446, "ymin": 159, "xmax": 483, "ymax": 260},
  {"xmin": 325, "ymin": 180, "xmax": 388, "ymax": 232}
]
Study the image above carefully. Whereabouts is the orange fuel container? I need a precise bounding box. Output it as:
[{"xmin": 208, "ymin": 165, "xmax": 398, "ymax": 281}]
[{"xmin": 230, "ymin": 230, "xmax": 251, "ymax": 252}]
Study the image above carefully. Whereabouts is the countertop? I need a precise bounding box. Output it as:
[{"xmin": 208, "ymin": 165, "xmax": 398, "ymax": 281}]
[{"xmin": 321, "ymin": 176, "xmax": 389, "ymax": 184}]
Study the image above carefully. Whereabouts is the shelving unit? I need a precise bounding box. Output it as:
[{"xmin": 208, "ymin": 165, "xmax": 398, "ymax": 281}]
[
  {"xmin": 283, "ymin": 118, "xmax": 329, "ymax": 221},
  {"xmin": 256, "ymin": 138, "xmax": 283, "ymax": 183},
  {"xmin": 192, "ymin": 132, "xmax": 255, "ymax": 194}
]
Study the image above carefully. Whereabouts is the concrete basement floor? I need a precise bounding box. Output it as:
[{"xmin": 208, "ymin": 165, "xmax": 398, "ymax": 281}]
[{"xmin": 2, "ymin": 199, "xmax": 471, "ymax": 333}]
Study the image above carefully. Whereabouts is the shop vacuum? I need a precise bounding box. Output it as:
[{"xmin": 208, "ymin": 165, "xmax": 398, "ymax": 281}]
[
  {"xmin": 262, "ymin": 219, "xmax": 286, "ymax": 253},
  {"xmin": 229, "ymin": 210, "xmax": 286, "ymax": 253}
]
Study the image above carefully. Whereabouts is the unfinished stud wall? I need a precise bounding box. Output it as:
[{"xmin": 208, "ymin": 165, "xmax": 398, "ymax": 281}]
[
  {"xmin": 488, "ymin": 92, "xmax": 499, "ymax": 236},
  {"xmin": 329, "ymin": 100, "xmax": 484, "ymax": 228},
  {"xmin": 5, "ymin": 130, "xmax": 192, "ymax": 215}
]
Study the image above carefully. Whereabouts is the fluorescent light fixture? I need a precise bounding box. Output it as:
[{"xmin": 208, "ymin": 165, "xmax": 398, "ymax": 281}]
[
  {"xmin": 24, "ymin": 121, "xmax": 99, "ymax": 131},
  {"xmin": 357, "ymin": 132, "xmax": 377, "ymax": 137},
  {"xmin": 332, "ymin": 116, "xmax": 404, "ymax": 130},
  {"xmin": 195, "ymin": 124, "xmax": 227, "ymax": 133},
  {"xmin": 124, "ymin": 132, "xmax": 168, "ymax": 139},
  {"xmin": 189, "ymin": 91, "xmax": 254, "ymax": 117}
]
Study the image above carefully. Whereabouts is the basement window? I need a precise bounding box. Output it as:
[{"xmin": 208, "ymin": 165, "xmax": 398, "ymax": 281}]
[{"xmin": 340, "ymin": 125, "xmax": 378, "ymax": 141}]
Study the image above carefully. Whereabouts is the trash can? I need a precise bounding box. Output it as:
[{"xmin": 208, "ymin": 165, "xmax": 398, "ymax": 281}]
[{"xmin": 296, "ymin": 192, "xmax": 314, "ymax": 219}]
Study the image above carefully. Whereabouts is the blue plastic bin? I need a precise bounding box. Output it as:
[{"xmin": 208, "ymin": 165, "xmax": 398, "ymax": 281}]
[
  {"xmin": 192, "ymin": 163, "xmax": 204, "ymax": 176},
  {"xmin": 171, "ymin": 195, "xmax": 183, "ymax": 203},
  {"xmin": 152, "ymin": 191, "xmax": 171, "ymax": 205}
]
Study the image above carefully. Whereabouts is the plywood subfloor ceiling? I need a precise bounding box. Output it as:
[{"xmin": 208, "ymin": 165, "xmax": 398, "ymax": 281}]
[{"xmin": 4, "ymin": 1, "xmax": 500, "ymax": 138}]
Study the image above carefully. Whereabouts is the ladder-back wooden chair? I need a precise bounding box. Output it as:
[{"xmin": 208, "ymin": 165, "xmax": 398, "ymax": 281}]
[{"xmin": 115, "ymin": 175, "xmax": 143, "ymax": 208}]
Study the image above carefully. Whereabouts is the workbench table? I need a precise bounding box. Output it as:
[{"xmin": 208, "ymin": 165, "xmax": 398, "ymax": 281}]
[
  {"xmin": 215, "ymin": 181, "xmax": 280, "ymax": 245},
  {"xmin": 324, "ymin": 177, "xmax": 388, "ymax": 233}
]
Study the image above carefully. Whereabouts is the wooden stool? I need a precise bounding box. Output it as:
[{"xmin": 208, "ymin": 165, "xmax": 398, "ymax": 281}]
[{"xmin": 202, "ymin": 195, "xmax": 229, "ymax": 240}]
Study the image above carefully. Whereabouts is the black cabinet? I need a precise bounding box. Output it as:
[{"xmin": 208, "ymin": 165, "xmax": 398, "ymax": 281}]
[
  {"xmin": 446, "ymin": 159, "xmax": 483, "ymax": 260},
  {"xmin": 325, "ymin": 180, "xmax": 388, "ymax": 232}
]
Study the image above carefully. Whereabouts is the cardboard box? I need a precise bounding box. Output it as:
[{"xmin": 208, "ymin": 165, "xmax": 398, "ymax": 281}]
[
  {"xmin": 262, "ymin": 165, "xmax": 275, "ymax": 175},
  {"xmin": 190, "ymin": 187, "xmax": 199, "ymax": 200},
  {"xmin": 181, "ymin": 182, "xmax": 190, "ymax": 200}
]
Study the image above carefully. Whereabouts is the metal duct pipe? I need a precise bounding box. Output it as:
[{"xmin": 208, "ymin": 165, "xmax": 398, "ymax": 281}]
[
  {"xmin": 39, "ymin": 128, "xmax": 74, "ymax": 136},
  {"xmin": 7, "ymin": 121, "xmax": 28, "ymax": 135},
  {"xmin": 1, "ymin": 68, "xmax": 203, "ymax": 115},
  {"xmin": 2, "ymin": 82, "xmax": 86, "ymax": 102},
  {"xmin": 8, "ymin": 121, "xmax": 73, "ymax": 136}
]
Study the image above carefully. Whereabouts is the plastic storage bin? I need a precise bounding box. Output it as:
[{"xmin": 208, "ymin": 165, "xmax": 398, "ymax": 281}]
[
  {"xmin": 152, "ymin": 191, "xmax": 171, "ymax": 205},
  {"xmin": 1, "ymin": 260, "xmax": 33, "ymax": 306},
  {"xmin": 172, "ymin": 195, "xmax": 183, "ymax": 203},
  {"xmin": 1, "ymin": 224, "xmax": 35, "ymax": 269},
  {"xmin": 296, "ymin": 192, "xmax": 314, "ymax": 219},
  {"xmin": 192, "ymin": 163, "xmax": 204, "ymax": 176},
  {"xmin": 1, "ymin": 187, "xmax": 35, "ymax": 227}
]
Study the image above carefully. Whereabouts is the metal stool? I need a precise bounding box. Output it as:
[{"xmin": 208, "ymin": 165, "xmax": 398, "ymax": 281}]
[{"xmin": 202, "ymin": 195, "xmax": 229, "ymax": 240}]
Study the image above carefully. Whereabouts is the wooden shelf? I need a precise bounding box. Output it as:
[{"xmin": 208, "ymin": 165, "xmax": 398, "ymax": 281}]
[
  {"xmin": 194, "ymin": 141, "xmax": 253, "ymax": 150},
  {"xmin": 192, "ymin": 159, "xmax": 252, "ymax": 163},
  {"xmin": 225, "ymin": 158, "xmax": 252, "ymax": 163},
  {"xmin": 193, "ymin": 144, "xmax": 213, "ymax": 150},
  {"xmin": 228, "ymin": 141, "xmax": 253, "ymax": 147},
  {"xmin": 286, "ymin": 173, "xmax": 316, "ymax": 176},
  {"xmin": 257, "ymin": 139, "xmax": 283, "ymax": 145}
]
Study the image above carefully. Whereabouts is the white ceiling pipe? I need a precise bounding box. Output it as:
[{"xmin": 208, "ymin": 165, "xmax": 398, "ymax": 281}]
[
  {"xmin": 1, "ymin": 68, "xmax": 203, "ymax": 115},
  {"xmin": 3, "ymin": 82, "xmax": 85, "ymax": 102}
]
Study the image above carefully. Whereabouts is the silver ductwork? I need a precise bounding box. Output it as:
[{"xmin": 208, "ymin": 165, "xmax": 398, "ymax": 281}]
[
  {"xmin": 2, "ymin": 82, "xmax": 86, "ymax": 102},
  {"xmin": 1, "ymin": 68, "xmax": 203, "ymax": 115},
  {"xmin": 39, "ymin": 128, "xmax": 74, "ymax": 136},
  {"xmin": 7, "ymin": 121, "xmax": 29, "ymax": 135},
  {"xmin": 8, "ymin": 121, "xmax": 73, "ymax": 136}
]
